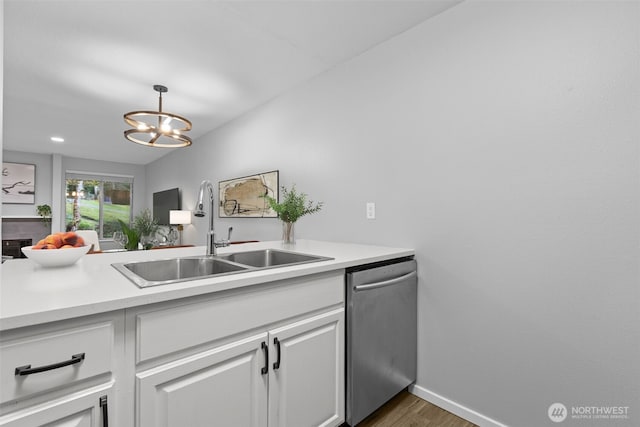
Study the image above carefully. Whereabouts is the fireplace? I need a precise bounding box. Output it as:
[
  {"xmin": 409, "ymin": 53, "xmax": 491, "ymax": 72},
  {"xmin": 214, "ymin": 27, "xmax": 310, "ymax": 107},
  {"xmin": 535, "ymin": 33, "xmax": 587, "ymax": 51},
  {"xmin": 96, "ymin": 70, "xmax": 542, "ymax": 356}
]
[
  {"xmin": 2, "ymin": 238, "xmax": 32, "ymax": 258},
  {"xmin": 1, "ymin": 217, "xmax": 50, "ymax": 258}
]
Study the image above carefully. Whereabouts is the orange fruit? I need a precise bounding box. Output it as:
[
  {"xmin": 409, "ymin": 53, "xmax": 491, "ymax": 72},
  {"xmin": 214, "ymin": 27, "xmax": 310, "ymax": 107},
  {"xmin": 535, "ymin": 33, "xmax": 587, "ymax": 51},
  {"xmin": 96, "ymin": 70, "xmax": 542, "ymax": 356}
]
[
  {"xmin": 44, "ymin": 234, "xmax": 63, "ymax": 248},
  {"xmin": 61, "ymin": 232, "xmax": 79, "ymax": 246}
]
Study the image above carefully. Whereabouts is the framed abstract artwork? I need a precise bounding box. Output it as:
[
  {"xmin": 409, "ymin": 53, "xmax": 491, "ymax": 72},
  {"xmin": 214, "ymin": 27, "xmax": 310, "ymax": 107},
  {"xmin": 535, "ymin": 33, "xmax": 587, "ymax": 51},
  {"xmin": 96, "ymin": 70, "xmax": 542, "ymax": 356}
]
[
  {"xmin": 2, "ymin": 162, "xmax": 36, "ymax": 204},
  {"xmin": 218, "ymin": 170, "xmax": 279, "ymax": 218}
]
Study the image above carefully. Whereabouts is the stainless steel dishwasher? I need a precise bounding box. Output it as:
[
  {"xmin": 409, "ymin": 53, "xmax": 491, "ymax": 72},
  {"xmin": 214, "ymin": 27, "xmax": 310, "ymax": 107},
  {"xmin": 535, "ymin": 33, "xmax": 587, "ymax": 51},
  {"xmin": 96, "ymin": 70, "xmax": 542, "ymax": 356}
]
[{"xmin": 346, "ymin": 257, "xmax": 417, "ymax": 426}]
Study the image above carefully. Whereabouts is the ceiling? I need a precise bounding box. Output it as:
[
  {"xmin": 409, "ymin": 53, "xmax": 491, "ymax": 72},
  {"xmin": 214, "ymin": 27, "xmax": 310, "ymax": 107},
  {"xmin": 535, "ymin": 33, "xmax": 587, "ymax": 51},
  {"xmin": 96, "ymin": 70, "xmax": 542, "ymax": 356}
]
[{"xmin": 3, "ymin": 0, "xmax": 463, "ymax": 165}]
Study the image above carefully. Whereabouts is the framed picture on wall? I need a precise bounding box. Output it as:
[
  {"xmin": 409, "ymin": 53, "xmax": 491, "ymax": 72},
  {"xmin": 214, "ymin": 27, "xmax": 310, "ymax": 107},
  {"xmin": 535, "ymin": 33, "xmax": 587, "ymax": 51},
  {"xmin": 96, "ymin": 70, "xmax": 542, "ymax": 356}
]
[
  {"xmin": 2, "ymin": 162, "xmax": 36, "ymax": 204},
  {"xmin": 218, "ymin": 170, "xmax": 279, "ymax": 218}
]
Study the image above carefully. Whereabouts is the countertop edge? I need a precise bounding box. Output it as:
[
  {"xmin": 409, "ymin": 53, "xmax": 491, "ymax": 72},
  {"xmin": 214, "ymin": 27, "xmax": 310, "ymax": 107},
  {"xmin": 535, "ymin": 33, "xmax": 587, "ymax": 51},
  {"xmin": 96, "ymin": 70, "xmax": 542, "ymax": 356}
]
[{"xmin": 1, "ymin": 240, "xmax": 414, "ymax": 331}]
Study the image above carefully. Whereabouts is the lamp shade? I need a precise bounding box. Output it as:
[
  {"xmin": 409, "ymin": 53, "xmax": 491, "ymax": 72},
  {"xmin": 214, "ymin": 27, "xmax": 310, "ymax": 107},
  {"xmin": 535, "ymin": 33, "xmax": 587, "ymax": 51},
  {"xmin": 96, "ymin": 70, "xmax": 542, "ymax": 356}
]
[{"xmin": 170, "ymin": 210, "xmax": 191, "ymax": 225}]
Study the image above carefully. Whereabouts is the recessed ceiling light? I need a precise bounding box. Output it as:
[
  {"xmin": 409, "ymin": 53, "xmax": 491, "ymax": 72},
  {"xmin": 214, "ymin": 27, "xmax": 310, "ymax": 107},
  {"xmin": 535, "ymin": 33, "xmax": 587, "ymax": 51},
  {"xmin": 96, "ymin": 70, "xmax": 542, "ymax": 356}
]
[{"xmin": 50, "ymin": 136, "xmax": 65, "ymax": 143}]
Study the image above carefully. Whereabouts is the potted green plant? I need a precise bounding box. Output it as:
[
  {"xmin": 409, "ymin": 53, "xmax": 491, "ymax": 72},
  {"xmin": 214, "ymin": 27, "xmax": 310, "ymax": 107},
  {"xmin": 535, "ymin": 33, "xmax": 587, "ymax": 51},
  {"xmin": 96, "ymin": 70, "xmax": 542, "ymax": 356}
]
[
  {"xmin": 36, "ymin": 204, "xmax": 52, "ymax": 225},
  {"xmin": 118, "ymin": 208, "xmax": 159, "ymax": 250},
  {"xmin": 264, "ymin": 185, "xmax": 323, "ymax": 244},
  {"xmin": 133, "ymin": 208, "xmax": 159, "ymax": 250},
  {"xmin": 117, "ymin": 220, "xmax": 139, "ymax": 251}
]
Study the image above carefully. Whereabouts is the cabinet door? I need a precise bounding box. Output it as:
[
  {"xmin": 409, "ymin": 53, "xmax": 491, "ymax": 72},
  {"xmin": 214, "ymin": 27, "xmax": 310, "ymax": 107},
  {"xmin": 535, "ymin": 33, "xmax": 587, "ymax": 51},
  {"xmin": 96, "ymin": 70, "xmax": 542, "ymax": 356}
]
[
  {"xmin": 268, "ymin": 309, "xmax": 344, "ymax": 427},
  {"xmin": 137, "ymin": 333, "xmax": 268, "ymax": 427},
  {"xmin": 0, "ymin": 383, "xmax": 113, "ymax": 427}
]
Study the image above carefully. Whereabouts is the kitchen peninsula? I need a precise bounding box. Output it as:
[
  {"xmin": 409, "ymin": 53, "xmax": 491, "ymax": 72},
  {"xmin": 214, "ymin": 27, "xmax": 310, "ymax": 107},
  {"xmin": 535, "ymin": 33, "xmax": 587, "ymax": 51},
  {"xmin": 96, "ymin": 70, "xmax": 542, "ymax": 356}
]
[{"xmin": 0, "ymin": 240, "xmax": 413, "ymax": 426}]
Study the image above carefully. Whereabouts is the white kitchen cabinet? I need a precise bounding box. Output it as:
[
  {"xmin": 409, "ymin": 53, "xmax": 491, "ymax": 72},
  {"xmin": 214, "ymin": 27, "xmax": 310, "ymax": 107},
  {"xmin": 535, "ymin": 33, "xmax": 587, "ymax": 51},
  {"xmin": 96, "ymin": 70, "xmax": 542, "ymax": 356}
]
[
  {"xmin": 268, "ymin": 308, "xmax": 344, "ymax": 427},
  {"xmin": 136, "ymin": 309, "xmax": 344, "ymax": 427},
  {"xmin": 0, "ymin": 383, "xmax": 113, "ymax": 427},
  {"xmin": 0, "ymin": 312, "xmax": 123, "ymax": 427},
  {"xmin": 136, "ymin": 333, "xmax": 268, "ymax": 427},
  {"xmin": 132, "ymin": 271, "xmax": 345, "ymax": 427},
  {"xmin": 0, "ymin": 322, "xmax": 115, "ymax": 405}
]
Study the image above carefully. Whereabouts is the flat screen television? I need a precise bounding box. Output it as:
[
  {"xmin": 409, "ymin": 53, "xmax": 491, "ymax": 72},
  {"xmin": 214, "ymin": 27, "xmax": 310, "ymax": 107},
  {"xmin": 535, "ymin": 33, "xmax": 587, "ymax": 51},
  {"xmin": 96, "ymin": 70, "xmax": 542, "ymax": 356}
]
[{"xmin": 153, "ymin": 188, "xmax": 181, "ymax": 225}]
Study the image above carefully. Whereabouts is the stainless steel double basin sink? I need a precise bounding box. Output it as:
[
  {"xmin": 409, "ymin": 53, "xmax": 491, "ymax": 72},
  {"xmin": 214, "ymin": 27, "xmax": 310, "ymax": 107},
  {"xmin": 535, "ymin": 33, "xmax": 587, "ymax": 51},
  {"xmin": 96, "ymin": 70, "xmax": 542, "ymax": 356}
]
[{"xmin": 112, "ymin": 249, "xmax": 333, "ymax": 288}]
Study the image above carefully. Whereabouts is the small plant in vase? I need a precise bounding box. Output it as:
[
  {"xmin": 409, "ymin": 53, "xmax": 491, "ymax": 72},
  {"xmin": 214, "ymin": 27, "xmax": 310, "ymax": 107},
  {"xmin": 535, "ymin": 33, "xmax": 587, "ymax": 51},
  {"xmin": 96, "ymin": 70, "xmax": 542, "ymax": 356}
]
[
  {"xmin": 118, "ymin": 209, "xmax": 159, "ymax": 250},
  {"xmin": 133, "ymin": 208, "xmax": 159, "ymax": 249},
  {"xmin": 265, "ymin": 185, "xmax": 323, "ymax": 244},
  {"xmin": 36, "ymin": 204, "xmax": 52, "ymax": 225},
  {"xmin": 117, "ymin": 220, "xmax": 139, "ymax": 251}
]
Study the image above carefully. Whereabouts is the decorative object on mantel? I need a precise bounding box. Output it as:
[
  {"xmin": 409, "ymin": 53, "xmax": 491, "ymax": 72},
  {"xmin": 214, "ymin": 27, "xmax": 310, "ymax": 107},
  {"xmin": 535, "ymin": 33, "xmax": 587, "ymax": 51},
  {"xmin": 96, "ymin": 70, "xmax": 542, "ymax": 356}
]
[
  {"xmin": 2, "ymin": 162, "xmax": 35, "ymax": 204},
  {"xmin": 123, "ymin": 84, "xmax": 192, "ymax": 148},
  {"xmin": 264, "ymin": 185, "xmax": 323, "ymax": 244},
  {"xmin": 219, "ymin": 170, "xmax": 279, "ymax": 218},
  {"xmin": 36, "ymin": 204, "xmax": 52, "ymax": 225}
]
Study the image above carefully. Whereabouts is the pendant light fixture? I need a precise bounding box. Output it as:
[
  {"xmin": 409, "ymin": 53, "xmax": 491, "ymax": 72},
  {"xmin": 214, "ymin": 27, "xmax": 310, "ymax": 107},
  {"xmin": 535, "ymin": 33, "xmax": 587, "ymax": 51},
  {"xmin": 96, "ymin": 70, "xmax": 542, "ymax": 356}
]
[{"xmin": 124, "ymin": 84, "xmax": 192, "ymax": 148}]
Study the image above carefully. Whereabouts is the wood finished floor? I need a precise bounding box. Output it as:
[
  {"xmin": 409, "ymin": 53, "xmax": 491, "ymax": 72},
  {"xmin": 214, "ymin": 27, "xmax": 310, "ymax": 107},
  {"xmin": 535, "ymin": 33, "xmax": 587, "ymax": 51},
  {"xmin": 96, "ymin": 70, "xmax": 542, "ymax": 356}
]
[{"xmin": 356, "ymin": 390, "xmax": 478, "ymax": 427}]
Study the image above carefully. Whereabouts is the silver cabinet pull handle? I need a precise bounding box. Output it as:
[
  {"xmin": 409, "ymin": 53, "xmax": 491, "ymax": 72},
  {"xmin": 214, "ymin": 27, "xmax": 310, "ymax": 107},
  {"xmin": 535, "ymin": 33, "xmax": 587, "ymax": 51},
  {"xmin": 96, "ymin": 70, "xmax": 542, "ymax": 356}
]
[{"xmin": 353, "ymin": 271, "xmax": 417, "ymax": 292}]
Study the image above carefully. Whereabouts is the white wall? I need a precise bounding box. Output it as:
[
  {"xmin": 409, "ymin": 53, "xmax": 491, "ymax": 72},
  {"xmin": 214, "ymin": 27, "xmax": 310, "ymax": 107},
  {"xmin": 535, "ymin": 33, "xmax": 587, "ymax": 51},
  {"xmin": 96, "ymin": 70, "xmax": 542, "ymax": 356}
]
[{"xmin": 147, "ymin": 2, "xmax": 639, "ymax": 426}]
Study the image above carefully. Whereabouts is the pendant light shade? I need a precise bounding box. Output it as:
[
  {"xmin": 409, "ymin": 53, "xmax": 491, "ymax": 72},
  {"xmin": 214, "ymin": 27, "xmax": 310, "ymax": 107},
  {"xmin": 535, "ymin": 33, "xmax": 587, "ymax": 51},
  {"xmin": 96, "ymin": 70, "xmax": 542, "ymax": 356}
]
[{"xmin": 124, "ymin": 85, "xmax": 192, "ymax": 148}]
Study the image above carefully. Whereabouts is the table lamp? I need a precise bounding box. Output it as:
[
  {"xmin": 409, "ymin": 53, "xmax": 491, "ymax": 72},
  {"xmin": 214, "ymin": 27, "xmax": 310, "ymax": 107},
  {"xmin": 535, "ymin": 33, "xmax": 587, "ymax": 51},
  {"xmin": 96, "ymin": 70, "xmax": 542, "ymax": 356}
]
[{"xmin": 169, "ymin": 210, "xmax": 191, "ymax": 245}]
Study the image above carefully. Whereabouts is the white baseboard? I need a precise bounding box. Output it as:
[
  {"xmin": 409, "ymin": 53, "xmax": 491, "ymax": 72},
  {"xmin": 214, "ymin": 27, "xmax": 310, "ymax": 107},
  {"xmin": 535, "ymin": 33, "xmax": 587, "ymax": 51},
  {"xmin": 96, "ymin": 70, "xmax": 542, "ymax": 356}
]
[{"xmin": 408, "ymin": 384, "xmax": 509, "ymax": 427}]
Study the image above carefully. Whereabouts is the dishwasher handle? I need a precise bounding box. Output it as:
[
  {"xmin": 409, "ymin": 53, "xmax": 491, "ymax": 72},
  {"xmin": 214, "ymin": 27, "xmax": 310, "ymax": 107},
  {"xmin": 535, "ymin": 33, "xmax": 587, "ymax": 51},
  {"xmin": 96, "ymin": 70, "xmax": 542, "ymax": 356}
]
[{"xmin": 353, "ymin": 271, "xmax": 416, "ymax": 292}]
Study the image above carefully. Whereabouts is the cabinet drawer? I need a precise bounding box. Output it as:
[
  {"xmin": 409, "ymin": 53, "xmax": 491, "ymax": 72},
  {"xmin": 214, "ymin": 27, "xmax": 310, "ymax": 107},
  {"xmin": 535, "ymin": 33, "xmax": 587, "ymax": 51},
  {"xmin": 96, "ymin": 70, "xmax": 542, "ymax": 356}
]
[
  {"xmin": 136, "ymin": 271, "xmax": 344, "ymax": 363},
  {"xmin": 0, "ymin": 322, "xmax": 114, "ymax": 405},
  {"xmin": 0, "ymin": 382, "xmax": 113, "ymax": 427}
]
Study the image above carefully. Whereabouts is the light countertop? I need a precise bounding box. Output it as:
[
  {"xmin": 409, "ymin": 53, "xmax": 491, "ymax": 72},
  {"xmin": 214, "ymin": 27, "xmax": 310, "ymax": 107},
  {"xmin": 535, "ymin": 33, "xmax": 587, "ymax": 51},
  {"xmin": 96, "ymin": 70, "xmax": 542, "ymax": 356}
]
[{"xmin": 0, "ymin": 240, "xmax": 413, "ymax": 331}]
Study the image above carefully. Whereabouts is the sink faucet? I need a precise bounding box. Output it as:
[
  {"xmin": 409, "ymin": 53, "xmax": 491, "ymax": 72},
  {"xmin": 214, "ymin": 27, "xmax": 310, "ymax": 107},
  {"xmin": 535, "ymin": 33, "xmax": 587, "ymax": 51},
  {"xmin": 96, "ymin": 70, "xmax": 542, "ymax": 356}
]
[
  {"xmin": 194, "ymin": 180, "xmax": 233, "ymax": 256},
  {"xmin": 194, "ymin": 180, "xmax": 217, "ymax": 256}
]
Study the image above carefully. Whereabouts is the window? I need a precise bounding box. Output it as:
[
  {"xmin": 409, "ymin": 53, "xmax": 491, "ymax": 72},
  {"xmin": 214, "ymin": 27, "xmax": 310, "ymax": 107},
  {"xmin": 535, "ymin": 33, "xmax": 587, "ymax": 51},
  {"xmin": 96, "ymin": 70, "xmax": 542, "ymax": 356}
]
[{"xmin": 65, "ymin": 172, "xmax": 133, "ymax": 239}]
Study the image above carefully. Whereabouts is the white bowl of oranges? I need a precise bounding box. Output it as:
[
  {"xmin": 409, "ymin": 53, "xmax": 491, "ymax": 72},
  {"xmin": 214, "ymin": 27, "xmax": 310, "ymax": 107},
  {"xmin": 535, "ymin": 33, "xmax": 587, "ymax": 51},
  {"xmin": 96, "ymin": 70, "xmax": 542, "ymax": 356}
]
[{"xmin": 21, "ymin": 232, "xmax": 91, "ymax": 267}]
